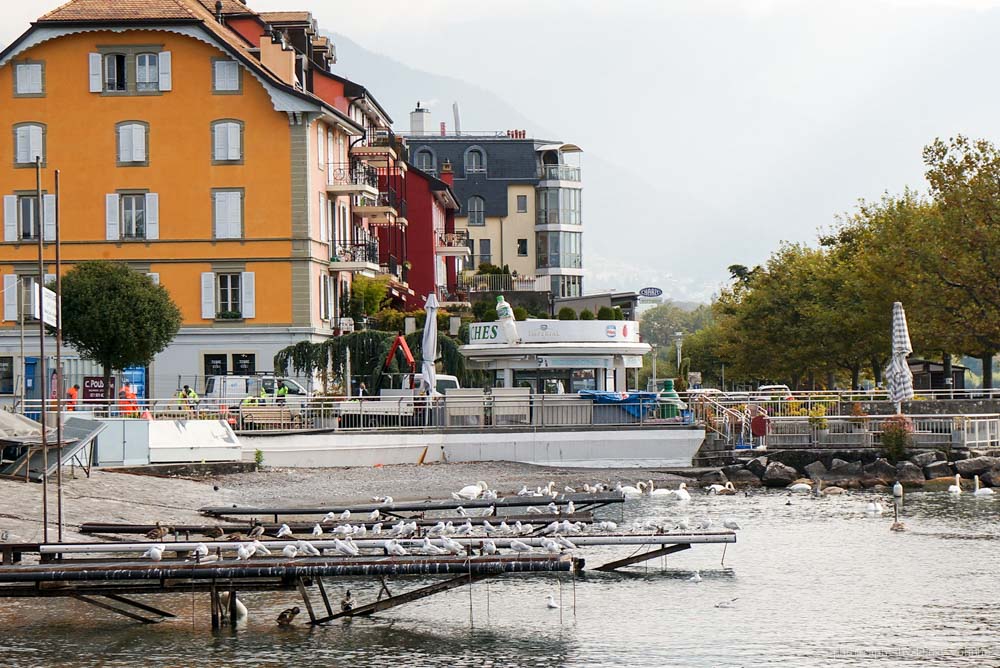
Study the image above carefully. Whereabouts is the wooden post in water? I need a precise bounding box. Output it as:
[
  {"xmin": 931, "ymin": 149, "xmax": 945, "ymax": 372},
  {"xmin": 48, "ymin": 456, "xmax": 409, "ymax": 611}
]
[
  {"xmin": 210, "ymin": 582, "xmax": 219, "ymax": 630},
  {"xmin": 229, "ymin": 587, "xmax": 237, "ymax": 628}
]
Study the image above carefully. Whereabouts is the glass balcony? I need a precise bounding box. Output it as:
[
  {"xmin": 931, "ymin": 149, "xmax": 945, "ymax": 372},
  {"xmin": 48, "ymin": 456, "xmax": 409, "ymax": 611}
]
[{"xmin": 540, "ymin": 164, "xmax": 581, "ymax": 182}]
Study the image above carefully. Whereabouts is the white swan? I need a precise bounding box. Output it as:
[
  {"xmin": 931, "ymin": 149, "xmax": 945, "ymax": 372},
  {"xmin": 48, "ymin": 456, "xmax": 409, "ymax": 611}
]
[
  {"xmin": 220, "ymin": 593, "xmax": 248, "ymax": 622},
  {"xmin": 865, "ymin": 499, "xmax": 884, "ymax": 516},
  {"xmin": 948, "ymin": 474, "xmax": 962, "ymax": 495},
  {"xmin": 673, "ymin": 483, "xmax": 692, "ymax": 502},
  {"xmin": 456, "ymin": 481, "xmax": 488, "ymax": 500},
  {"xmin": 619, "ymin": 481, "xmax": 645, "ymax": 497},
  {"xmin": 974, "ymin": 475, "xmax": 994, "ymax": 496},
  {"xmin": 787, "ymin": 482, "xmax": 812, "ymax": 493},
  {"xmin": 892, "ymin": 481, "xmax": 903, "ymax": 498},
  {"xmin": 648, "ymin": 480, "xmax": 674, "ymax": 497},
  {"xmin": 546, "ymin": 594, "xmax": 560, "ymax": 609}
]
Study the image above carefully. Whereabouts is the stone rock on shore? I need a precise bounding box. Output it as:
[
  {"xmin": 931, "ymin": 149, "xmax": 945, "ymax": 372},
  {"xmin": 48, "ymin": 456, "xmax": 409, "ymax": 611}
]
[
  {"xmin": 746, "ymin": 456, "xmax": 769, "ymax": 478},
  {"xmin": 909, "ymin": 451, "xmax": 941, "ymax": 468},
  {"xmin": 729, "ymin": 469, "xmax": 762, "ymax": 487},
  {"xmin": 803, "ymin": 460, "xmax": 827, "ymax": 478},
  {"xmin": 700, "ymin": 470, "xmax": 727, "ymax": 485},
  {"xmin": 895, "ymin": 461, "xmax": 925, "ymax": 487},
  {"xmin": 923, "ymin": 461, "xmax": 952, "ymax": 480},
  {"xmin": 955, "ymin": 456, "xmax": 1000, "ymax": 477},
  {"xmin": 830, "ymin": 460, "xmax": 863, "ymax": 476},
  {"xmin": 830, "ymin": 458, "xmax": 850, "ymax": 470},
  {"xmin": 863, "ymin": 458, "xmax": 898, "ymax": 485},
  {"xmin": 981, "ymin": 468, "xmax": 1000, "ymax": 488},
  {"xmin": 762, "ymin": 461, "xmax": 798, "ymax": 487}
]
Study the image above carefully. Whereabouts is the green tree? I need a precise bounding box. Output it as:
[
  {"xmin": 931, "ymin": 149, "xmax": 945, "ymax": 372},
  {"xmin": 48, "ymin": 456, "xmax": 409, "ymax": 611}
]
[
  {"xmin": 60, "ymin": 261, "xmax": 181, "ymax": 398},
  {"xmin": 350, "ymin": 275, "xmax": 390, "ymax": 322}
]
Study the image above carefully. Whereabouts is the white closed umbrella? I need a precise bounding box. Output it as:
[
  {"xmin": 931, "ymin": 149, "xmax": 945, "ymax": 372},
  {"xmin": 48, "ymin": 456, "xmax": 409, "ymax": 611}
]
[
  {"xmin": 421, "ymin": 293, "xmax": 440, "ymax": 396},
  {"xmin": 884, "ymin": 301, "xmax": 914, "ymax": 413}
]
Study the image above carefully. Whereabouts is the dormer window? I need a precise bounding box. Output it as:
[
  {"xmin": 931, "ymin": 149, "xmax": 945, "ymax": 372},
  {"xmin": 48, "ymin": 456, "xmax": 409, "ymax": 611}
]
[{"xmin": 465, "ymin": 148, "xmax": 486, "ymax": 174}]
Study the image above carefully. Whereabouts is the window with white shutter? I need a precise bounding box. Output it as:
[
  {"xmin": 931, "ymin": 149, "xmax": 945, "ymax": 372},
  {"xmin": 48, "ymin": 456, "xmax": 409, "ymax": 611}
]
[
  {"xmin": 3, "ymin": 196, "xmax": 16, "ymax": 243},
  {"xmin": 240, "ymin": 272, "xmax": 255, "ymax": 319},
  {"xmin": 14, "ymin": 63, "xmax": 44, "ymax": 96},
  {"xmin": 106, "ymin": 194, "xmax": 120, "ymax": 241},
  {"xmin": 212, "ymin": 121, "xmax": 243, "ymax": 163},
  {"xmin": 88, "ymin": 53, "xmax": 102, "ymax": 93},
  {"xmin": 318, "ymin": 123, "xmax": 325, "ymax": 168},
  {"xmin": 14, "ymin": 124, "xmax": 45, "ymax": 166},
  {"xmin": 3, "ymin": 275, "xmax": 17, "ymax": 322},
  {"xmin": 319, "ymin": 193, "xmax": 327, "ymax": 242},
  {"xmin": 320, "ymin": 275, "xmax": 329, "ymax": 320},
  {"xmin": 42, "ymin": 195, "xmax": 55, "ymax": 242},
  {"xmin": 117, "ymin": 122, "xmax": 148, "ymax": 165},
  {"xmin": 201, "ymin": 272, "xmax": 215, "ymax": 319},
  {"xmin": 213, "ymin": 60, "xmax": 241, "ymax": 93},
  {"xmin": 213, "ymin": 190, "xmax": 243, "ymax": 239},
  {"xmin": 157, "ymin": 51, "xmax": 172, "ymax": 92}
]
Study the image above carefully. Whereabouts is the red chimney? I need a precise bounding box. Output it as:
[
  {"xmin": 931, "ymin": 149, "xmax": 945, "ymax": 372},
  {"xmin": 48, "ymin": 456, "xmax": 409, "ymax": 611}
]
[{"xmin": 439, "ymin": 160, "xmax": 454, "ymax": 186}]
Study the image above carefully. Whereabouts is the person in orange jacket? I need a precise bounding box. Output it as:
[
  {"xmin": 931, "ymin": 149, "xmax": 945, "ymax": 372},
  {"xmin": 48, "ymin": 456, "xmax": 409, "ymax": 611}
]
[
  {"xmin": 66, "ymin": 384, "xmax": 80, "ymax": 411},
  {"xmin": 118, "ymin": 381, "xmax": 139, "ymax": 417}
]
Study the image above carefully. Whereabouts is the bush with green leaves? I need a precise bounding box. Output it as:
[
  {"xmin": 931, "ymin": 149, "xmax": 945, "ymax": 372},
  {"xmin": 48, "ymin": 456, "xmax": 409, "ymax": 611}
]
[
  {"xmin": 579, "ymin": 309, "xmax": 595, "ymax": 320},
  {"xmin": 596, "ymin": 306, "xmax": 615, "ymax": 320},
  {"xmin": 557, "ymin": 307, "xmax": 578, "ymax": 320}
]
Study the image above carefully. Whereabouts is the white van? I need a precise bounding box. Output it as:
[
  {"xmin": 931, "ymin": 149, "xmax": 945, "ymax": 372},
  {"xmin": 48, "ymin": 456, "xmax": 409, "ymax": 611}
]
[
  {"xmin": 202, "ymin": 375, "xmax": 309, "ymax": 406},
  {"xmin": 408, "ymin": 373, "xmax": 461, "ymax": 395}
]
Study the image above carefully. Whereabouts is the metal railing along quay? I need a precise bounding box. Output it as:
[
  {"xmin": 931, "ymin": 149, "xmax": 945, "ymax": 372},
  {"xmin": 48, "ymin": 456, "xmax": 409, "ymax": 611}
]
[
  {"xmin": 17, "ymin": 391, "xmax": 694, "ymax": 435},
  {"xmin": 457, "ymin": 272, "xmax": 551, "ymax": 293}
]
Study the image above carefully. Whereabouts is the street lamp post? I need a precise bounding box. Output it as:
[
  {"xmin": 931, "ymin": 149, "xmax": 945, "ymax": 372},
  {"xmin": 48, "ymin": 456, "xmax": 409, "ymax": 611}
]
[{"xmin": 651, "ymin": 344, "xmax": 657, "ymax": 392}]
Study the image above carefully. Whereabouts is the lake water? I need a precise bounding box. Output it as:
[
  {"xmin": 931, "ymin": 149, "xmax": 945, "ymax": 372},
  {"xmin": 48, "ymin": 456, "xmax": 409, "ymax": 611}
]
[{"xmin": 2, "ymin": 489, "xmax": 999, "ymax": 667}]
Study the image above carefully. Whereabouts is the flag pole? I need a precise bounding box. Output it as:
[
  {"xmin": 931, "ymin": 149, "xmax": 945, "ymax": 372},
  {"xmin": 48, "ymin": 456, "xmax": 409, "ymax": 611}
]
[
  {"xmin": 35, "ymin": 157, "xmax": 48, "ymax": 543},
  {"xmin": 55, "ymin": 169, "xmax": 63, "ymax": 542}
]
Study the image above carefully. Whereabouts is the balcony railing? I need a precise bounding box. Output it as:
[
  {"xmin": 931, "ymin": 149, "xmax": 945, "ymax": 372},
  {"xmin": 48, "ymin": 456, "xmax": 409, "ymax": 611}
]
[
  {"xmin": 328, "ymin": 161, "xmax": 378, "ymax": 189},
  {"xmin": 540, "ymin": 165, "xmax": 581, "ymax": 181},
  {"xmin": 332, "ymin": 240, "xmax": 379, "ymax": 265},
  {"xmin": 356, "ymin": 188, "xmax": 407, "ymax": 219},
  {"xmin": 457, "ymin": 272, "xmax": 552, "ymax": 293},
  {"xmin": 437, "ymin": 231, "xmax": 469, "ymax": 248}
]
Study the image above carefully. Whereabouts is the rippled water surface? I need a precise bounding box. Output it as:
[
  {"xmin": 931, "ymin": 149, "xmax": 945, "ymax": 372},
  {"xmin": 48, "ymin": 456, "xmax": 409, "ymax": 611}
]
[{"xmin": 2, "ymin": 490, "xmax": 999, "ymax": 667}]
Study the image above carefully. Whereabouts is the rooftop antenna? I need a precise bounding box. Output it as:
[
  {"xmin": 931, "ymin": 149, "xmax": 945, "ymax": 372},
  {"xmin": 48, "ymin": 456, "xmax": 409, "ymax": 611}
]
[{"xmin": 453, "ymin": 102, "xmax": 462, "ymax": 136}]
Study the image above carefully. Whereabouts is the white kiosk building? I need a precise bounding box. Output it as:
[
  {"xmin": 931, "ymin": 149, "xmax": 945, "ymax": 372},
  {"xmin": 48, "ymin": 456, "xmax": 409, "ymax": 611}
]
[{"xmin": 460, "ymin": 319, "xmax": 649, "ymax": 392}]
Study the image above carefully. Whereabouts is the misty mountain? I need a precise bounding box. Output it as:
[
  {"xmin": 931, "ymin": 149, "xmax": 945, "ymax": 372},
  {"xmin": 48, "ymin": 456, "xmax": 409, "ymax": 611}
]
[{"xmin": 329, "ymin": 33, "xmax": 710, "ymax": 303}]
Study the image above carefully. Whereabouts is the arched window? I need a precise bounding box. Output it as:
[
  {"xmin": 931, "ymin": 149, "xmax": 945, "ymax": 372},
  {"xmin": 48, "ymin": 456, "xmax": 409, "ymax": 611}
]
[
  {"xmin": 464, "ymin": 147, "xmax": 486, "ymax": 174},
  {"xmin": 467, "ymin": 196, "xmax": 485, "ymax": 226},
  {"xmin": 414, "ymin": 148, "xmax": 435, "ymax": 173}
]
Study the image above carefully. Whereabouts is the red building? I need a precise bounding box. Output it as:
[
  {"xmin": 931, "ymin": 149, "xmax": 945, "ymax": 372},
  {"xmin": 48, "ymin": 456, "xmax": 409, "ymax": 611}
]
[{"xmin": 403, "ymin": 162, "xmax": 466, "ymax": 306}]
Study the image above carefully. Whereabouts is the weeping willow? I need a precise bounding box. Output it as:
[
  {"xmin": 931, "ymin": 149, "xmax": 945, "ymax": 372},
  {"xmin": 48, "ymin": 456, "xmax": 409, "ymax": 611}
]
[{"xmin": 274, "ymin": 329, "xmax": 475, "ymax": 391}]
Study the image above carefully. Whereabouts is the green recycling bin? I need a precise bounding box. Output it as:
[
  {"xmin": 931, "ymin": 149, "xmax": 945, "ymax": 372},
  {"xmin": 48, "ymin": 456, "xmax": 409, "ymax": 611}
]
[{"xmin": 658, "ymin": 379, "xmax": 680, "ymax": 419}]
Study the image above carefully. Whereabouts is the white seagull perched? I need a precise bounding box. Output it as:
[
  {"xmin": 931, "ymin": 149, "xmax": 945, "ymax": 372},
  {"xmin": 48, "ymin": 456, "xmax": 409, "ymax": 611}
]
[
  {"xmin": 340, "ymin": 510, "xmax": 351, "ymax": 521},
  {"xmin": 555, "ymin": 535, "xmax": 577, "ymax": 550},
  {"xmin": 564, "ymin": 486, "xmax": 576, "ymax": 494},
  {"xmin": 974, "ymin": 475, "xmax": 994, "ymax": 496},
  {"xmin": 483, "ymin": 520, "xmax": 497, "ymax": 534},
  {"xmin": 517, "ymin": 485, "xmax": 531, "ymax": 496},
  {"xmin": 510, "ymin": 539, "xmax": 533, "ymax": 553},
  {"xmin": 322, "ymin": 511, "xmax": 337, "ymax": 523},
  {"xmin": 546, "ymin": 594, "xmax": 560, "ymax": 609},
  {"xmin": 193, "ymin": 543, "xmax": 210, "ymax": 558},
  {"xmin": 369, "ymin": 509, "xmax": 380, "ymax": 521},
  {"xmin": 371, "ymin": 523, "xmax": 383, "ymax": 535},
  {"xmin": 441, "ymin": 536, "xmax": 465, "ymax": 554},
  {"xmin": 456, "ymin": 481, "xmax": 489, "ymax": 500},
  {"xmin": 546, "ymin": 502, "xmax": 559, "ymax": 514},
  {"xmin": 421, "ymin": 537, "xmax": 445, "ymax": 555},
  {"xmin": 275, "ymin": 524, "xmax": 293, "ymax": 539},
  {"xmin": 386, "ymin": 539, "xmax": 408, "ymax": 556},
  {"xmin": 142, "ymin": 545, "xmax": 164, "ymax": 561},
  {"xmin": 566, "ymin": 501, "xmax": 576, "ymax": 515},
  {"xmin": 380, "ymin": 496, "xmax": 394, "ymax": 506},
  {"xmin": 334, "ymin": 538, "xmax": 359, "ymax": 557},
  {"xmin": 312, "ymin": 524, "xmax": 323, "ymax": 536},
  {"xmin": 540, "ymin": 538, "xmax": 561, "ymax": 554},
  {"xmin": 252, "ymin": 540, "xmax": 271, "ymax": 556},
  {"xmin": 482, "ymin": 540, "xmax": 498, "ymax": 555},
  {"xmin": 282, "ymin": 544, "xmax": 299, "ymax": 559},
  {"xmin": 236, "ymin": 543, "xmax": 255, "ymax": 561},
  {"xmin": 296, "ymin": 540, "xmax": 320, "ymax": 557},
  {"xmin": 597, "ymin": 521, "xmax": 618, "ymax": 532}
]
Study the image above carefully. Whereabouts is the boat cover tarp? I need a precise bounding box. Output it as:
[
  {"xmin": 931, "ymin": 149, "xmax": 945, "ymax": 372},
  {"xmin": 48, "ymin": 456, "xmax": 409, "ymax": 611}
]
[{"xmin": 577, "ymin": 390, "xmax": 659, "ymax": 418}]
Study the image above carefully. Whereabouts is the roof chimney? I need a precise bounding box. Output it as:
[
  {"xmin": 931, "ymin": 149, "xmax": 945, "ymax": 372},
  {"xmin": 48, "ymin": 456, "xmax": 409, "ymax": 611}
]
[
  {"xmin": 410, "ymin": 102, "xmax": 431, "ymax": 136},
  {"xmin": 439, "ymin": 160, "xmax": 454, "ymax": 186}
]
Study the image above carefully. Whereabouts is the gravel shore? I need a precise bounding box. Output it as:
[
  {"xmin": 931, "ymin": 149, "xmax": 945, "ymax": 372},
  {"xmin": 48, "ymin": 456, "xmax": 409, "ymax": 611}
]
[{"xmin": 1, "ymin": 462, "xmax": 694, "ymax": 545}]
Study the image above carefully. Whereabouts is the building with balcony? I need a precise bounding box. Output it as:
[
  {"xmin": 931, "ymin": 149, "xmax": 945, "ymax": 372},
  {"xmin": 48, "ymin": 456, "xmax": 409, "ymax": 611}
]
[
  {"xmin": 402, "ymin": 161, "xmax": 464, "ymax": 306},
  {"xmin": 403, "ymin": 106, "xmax": 584, "ymax": 299},
  {"xmin": 0, "ymin": 0, "xmax": 407, "ymax": 398}
]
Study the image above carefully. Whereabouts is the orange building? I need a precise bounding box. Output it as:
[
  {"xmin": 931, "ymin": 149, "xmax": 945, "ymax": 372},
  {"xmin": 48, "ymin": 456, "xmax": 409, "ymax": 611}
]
[{"xmin": 0, "ymin": 0, "xmax": 408, "ymax": 398}]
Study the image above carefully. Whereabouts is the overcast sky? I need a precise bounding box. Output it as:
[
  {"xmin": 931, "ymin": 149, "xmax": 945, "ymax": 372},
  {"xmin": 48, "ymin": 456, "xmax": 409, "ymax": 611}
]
[{"xmin": 6, "ymin": 1, "xmax": 1000, "ymax": 301}]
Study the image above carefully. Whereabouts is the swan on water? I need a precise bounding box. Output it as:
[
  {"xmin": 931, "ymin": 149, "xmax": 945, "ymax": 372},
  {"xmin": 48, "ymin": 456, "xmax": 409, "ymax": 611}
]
[
  {"xmin": 865, "ymin": 499, "xmax": 884, "ymax": 516},
  {"xmin": 546, "ymin": 594, "xmax": 560, "ymax": 609},
  {"xmin": 689, "ymin": 570, "xmax": 702, "ymax": 582},
  {"xmin": 948, "ymin": 474, "xmax": 962, "ymax": 495},
  {"xmin": 647, "ymin": 481, "xmax": 674, "ymax": 497},
  {"xmin": 220, "ymin": 593, "xmax": 248, "ymax": 622},
  {"xmin": 974, "ymin": 475, "xmax": 994, "ymax": 496},
  {"xmin": 619, "ymin": 481, "xmax": 645, "ymax": 497},
  {"xmin": 673, "ymin": 483, "xmax": 692, "ymax": 502},
  {"xmin": 892, "ymin": 481, "xmax": 903, "ymax": 498}
]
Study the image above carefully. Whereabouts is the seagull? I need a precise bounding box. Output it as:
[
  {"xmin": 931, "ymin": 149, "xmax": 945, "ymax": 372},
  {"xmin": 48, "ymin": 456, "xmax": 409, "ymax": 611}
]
[
  {"xmin": 386, "ymin": 539, "xmax": 408, "ymax": 556},
  {"xmin": 545, "ymin": 594, "xmax": 560, "ymax": 609},
  {"xmin": 517, "ymin": 485, "xmax": 531, "ymax": 496},
  {"xmin": 142, "ymin": 545, "xmax": 164, "ymax": 561},
  {"xmin": 520, "ymin": 523, "xmax": 535, "ymax": 535},
  {"xmin": 689, "ymin": 570, "xmax": 702, "ymax": 582},
  {"xmin": 332, "ymin": 525, "xmax": 351, "ymax": 537},
  {"xmin": 193, "ymin": 543, "xmax": 210, "ymax": 558},
  {"xmin": 722, "ymin": 519, "xmax": 741, "ymax": 530},
  {"xmin": 371, "ymin": 523, "xmax": 382, "ymax": 535},
  {"xmin": 498, "ymin": 521, "xmax": 512, "ymax": 534},
  {"xmin": 564, "ymin": 486, "xmax": 576, "ymax": 494},
  {"xmin": 380, "ymin": 496, "xmax": 394, "ymax": 506},
  {"xmin": 252, "ymin": 540, "xmax": 271, "ymax": 556},
  {"xmin": 456, "ymin": 506, "xmax": 468, "ymax": 517},
  {"xmin": 296, "ymin": 540, "xmax": 320, "ymax": 557},
  {"xmin": 787, "ymin": 482, "xmax": 812, "ymax": 493},
  {"xmin": 674, "ymin": 518, "xmax": 691, "ymax": 531},
  {"xmin": 566, "ymin": 501, "xmax": 575, "ymax": 515},
  {"xmin": 510, "ymin": 539, "xmax": 533, "ymax": 553},
  {"xmin": 698, "ymin": 518, "xmax": 714, "ymax": 530},
  {"xmin": 421, "ymin": 537, "xmax": 445, "ymax": 555},
  {"xmin": 248, "ymin": 523, "xmax": 265, "ymax": 540},
  {"xmin": 482, "ymin": 540, "xmax": 498, "ymax": 555},
  {"xmin": 340, "ymin": 510, "xmax": 351, "ymax": 521},
  {"xmin": 237, "ymin": 543, "xmax": 255, "ymax": 561},
  {"xmin": 597, "ymin": 521, "xmax": 618, "ymax": 532},
  {"xmin": 322, "ymin": 512, "xmax": 337, "ymax": 523},
  {"xmin": 282, "ymin": 544, "xmax": 298, "ymax": 558},
  {"xmin": 542, "ymin": 521, "xmax": 560, "ymax": 535},
  {"xmin": 546, "ymin": 502, "xmax": 559, "ymax": 514},
  {"xmin": 483, "ymin": 520, "xmax": 496, "ymax": 534},
  {"xmin": 275, "ymin": 524, "xmax": 293, "ymax": 539},
  {"xmin": 312, "ymin": 524, "xmax": 323, "ymax": 536},
  {"xmin": 483, "ymin": 489, "xmax": 499, "ymax": 501},
  {"xmin": 540, "ymin": 538, "xmax": 561, "ymax": 554},
  {"xmin": 555, "ymin": 535, "xmax": 577, "ymax": 550},
  {"xmin": 455, "ymin": 521, "xmax": 473, "ymax": 536},
  {"xmin": 369, "ymin": 509, "xmax": 380, "ymax": 521},
  {"xmin": 334, "ymin": 538, "xmax": 359, "ymax": 557},
  {"xmin": 526, "ymin": 506, "xmax": 542, "ymax": 514},
  {"xmin": 441, "ymin": 536, "xmax": 465, "ymax": 554},
  {"xmin": 715, "ymin": 598, "xmax": 738, "ymax": 608}
]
